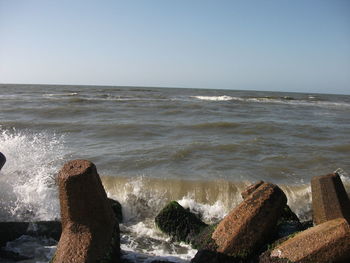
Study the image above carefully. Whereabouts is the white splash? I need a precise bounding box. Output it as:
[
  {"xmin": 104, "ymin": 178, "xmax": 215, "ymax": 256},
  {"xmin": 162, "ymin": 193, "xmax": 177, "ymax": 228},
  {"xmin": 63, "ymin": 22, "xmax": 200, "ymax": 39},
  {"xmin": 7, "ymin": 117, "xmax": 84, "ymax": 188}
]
[
  {"xmin": 178, "ymin": 195, "xmax": 227, "ymax": 224},
  {"xmin": 0, "ymin": 128, "xmax": 66, "ymax": 221}
]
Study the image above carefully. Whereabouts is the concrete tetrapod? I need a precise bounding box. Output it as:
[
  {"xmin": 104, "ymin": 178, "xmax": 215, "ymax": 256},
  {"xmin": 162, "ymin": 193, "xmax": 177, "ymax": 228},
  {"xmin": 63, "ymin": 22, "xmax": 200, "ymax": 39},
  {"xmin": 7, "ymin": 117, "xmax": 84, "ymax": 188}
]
[
  {"xmin": 269, "ymin": 218, "xmax": 350, "ymax": 263},
  {"xmin": 51, "ymin": 160, "xmax": 120, "ymax": 263},
  {"xmin": 311, "ymin": 173, "xmax": 350, "ymax": 225},
  {"xmin": 212, "ymin": 183, "xmax": 287, "ymax": 258}
]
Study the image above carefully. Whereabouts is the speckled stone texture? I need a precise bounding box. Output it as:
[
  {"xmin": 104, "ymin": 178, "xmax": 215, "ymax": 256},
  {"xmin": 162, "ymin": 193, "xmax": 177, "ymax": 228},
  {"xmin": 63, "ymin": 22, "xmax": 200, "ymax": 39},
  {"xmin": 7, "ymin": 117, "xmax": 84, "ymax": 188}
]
[
  {"xmin": 311, "ymin": 173, "xmax": 350, "ymax": 225},
  {"xmin": 270, "ymin": 218, "xmax": 350, "ymax": 263},
  {"xmin": 212, "ymin": 183, "xmax": 287, "ymax": 258},
  {"xmin": 53, "ymin": 160, "xmax": 120, "ymax": 263}
]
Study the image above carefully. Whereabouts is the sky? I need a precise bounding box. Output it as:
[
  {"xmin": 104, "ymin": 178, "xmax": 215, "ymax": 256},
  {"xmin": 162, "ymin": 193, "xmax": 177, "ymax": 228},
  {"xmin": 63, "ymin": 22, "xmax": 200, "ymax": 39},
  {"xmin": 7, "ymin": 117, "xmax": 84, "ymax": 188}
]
[{"xmin": 0, "ymin": 0, "xmax": 349, "ymax": 94}]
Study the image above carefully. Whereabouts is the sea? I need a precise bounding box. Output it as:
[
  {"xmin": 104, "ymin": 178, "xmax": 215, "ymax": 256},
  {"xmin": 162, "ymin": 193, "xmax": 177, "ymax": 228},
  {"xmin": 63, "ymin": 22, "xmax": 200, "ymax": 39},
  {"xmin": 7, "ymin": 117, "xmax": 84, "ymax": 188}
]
[{"xmin": 0, "ymin": 84, "xmax": 349, "ymax": 262}]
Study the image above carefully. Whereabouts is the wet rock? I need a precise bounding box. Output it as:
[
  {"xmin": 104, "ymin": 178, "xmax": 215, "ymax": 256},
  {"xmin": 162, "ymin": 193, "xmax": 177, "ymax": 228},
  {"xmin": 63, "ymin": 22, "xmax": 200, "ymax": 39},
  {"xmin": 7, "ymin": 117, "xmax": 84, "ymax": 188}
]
[
  {"xmin": 300, "ymin": 220, "xmax": 313, "ymax": 230},
  {"xmin": 275, "ymin": 206, "xmax": 302, "ymax": 239},
  {"xmin": 52, "ymin": 160, "xmax": 120, "ymax": 263},
  {"xmin": 0, "ymin": 152, "xmax": 6, "ymax": 170},
  {"xmin": 0, "ymin": 222, "xmax": 28, "ymax": 248},
  {"xmin": 155, "ymin": 201, "xmax": 207, "ymax": 243},
  {"xmin": 268, "ymin": 218, "xmax": 350, "ymax": 263},
  {"xmin": 191, "ymin": 224, "xmax": 218, "ymax": 251},
  {"xmin": 191, "ymin": 249, "xmax": 241, "ymax": 263},
  {"xmin": 311, "ymin": 173, "xmax": 350, "ymax": 225},
  {"xmin": 109, "ymin": 198, "xmax": 123, "ymax": 222},
  {"xmin": 27, "ymin": 221, "xmax": 62, "ymax": 241},
  {"xmin": 278, "ymin": 205, "xmax": 299, "ymax": 222},
  {"xmin": 149, "ymin": 261, "xmax": 177, "ymax": 263},
  {"xmin": 0, "ymin": 249, "xmax": 34, "ymax": 261},
  {"xmin": 275, "ymin": 221, "xmax": 302, "ymax": 240},
  {"xmin": 212, "ymin": 183, "xmax": 287, "ymax": 259},
  {"xmin": 0, "ymin": 221, "xmax": 61, "ymax": 248}
]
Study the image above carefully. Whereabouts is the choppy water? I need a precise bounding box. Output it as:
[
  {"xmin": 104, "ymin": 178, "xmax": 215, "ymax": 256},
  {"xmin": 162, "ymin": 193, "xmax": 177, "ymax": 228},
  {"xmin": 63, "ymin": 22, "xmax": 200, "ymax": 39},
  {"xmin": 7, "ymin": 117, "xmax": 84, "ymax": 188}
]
[{"xmin": 0, "ymin": 84, "xmax": 350, "ymax": 262}]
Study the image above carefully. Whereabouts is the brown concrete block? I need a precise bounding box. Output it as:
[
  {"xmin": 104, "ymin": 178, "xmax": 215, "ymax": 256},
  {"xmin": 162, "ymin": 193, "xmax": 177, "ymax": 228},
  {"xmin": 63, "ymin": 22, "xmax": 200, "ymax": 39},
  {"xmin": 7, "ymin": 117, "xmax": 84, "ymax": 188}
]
[
  {"xmin": 241, "ymin": 180, "xmax": 264, "ymax": 199},
  {"xmin": 311, "ymin": 173, "xmax": 350, "ymax": 225},
  {"xmin": 53, "ymin": 160, "xmax": 120, "ymax": 263},
  {"xmin": 212, "ymin": 183, "xmax": 287, "ymax": 257},
  {"xmin": 270, "ymin": 218, "xmax": 350, "ymax": 263}
]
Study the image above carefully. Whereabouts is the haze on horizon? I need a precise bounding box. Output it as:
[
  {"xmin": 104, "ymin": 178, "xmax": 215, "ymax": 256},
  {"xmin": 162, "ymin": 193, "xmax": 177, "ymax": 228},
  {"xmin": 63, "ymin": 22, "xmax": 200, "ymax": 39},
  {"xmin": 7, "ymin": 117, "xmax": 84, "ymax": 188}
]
[{"xmin": 0, "ymin": 0, "xmax": 349, "ymax": 95}]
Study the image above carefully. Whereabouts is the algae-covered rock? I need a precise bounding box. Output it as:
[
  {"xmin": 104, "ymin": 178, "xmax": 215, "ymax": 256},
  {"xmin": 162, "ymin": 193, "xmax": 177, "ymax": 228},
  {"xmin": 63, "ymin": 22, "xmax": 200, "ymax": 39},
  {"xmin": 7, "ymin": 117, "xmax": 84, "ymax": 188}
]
[
  {"xmin": 191, "ymin": 224, "xmax": 218, "ymax": 251},
  {"xmin": 155, "ymin": 201, "xmax": 207, "ymax": 243}
]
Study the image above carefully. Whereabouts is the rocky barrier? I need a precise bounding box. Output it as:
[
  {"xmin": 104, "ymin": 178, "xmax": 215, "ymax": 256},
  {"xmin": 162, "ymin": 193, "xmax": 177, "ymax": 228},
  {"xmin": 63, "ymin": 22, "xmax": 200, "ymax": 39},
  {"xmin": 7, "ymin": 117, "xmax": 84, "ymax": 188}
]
[
  {"xmin": 156, "ymin": 172, "xmax": 350, "ymax": 263},
  {"xmin": 1, "ymin": 159, "xmax": 349, "ymax": 263}
]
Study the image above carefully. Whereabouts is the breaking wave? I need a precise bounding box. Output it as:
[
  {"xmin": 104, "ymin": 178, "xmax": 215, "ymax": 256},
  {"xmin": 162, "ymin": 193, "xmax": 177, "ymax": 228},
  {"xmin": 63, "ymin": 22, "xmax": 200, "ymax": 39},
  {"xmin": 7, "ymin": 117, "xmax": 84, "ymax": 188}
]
[
  {"xmin": 191, "ymin": 95, "xmax": 350, "ymax": 108},
  {"xmin": 0, "ymin": 128, "xmax": 66, "ymax": 221}
]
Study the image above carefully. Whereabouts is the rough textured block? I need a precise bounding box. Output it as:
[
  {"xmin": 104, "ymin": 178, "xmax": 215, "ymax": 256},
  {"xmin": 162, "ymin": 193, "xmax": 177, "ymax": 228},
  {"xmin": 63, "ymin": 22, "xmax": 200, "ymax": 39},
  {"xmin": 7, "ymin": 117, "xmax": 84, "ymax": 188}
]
[
  {"xmin": 270, "ymin": 218, "xmax": 350, "ymax": 263},
  {"xmin": 212, "ymin": 183, "xmax": 287, "ymax": 258},
  {"xmin": 241, "ymin": 180, "xmax": 264, "ymax": 199},
  {"xmin": 311, "ymin": 173, "xmax": 350, "ymax": 225},
  {"xmin": 52, "ymin": 160, "xmax": 120, "ymax": 263}
]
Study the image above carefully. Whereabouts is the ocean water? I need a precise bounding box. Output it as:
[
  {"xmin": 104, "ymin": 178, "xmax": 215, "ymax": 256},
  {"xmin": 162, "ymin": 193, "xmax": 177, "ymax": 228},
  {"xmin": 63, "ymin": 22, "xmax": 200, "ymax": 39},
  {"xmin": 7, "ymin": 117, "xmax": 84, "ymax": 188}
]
[{"xmin": 0, "ymin": 84, "xmax": 349, "ymax": 262}]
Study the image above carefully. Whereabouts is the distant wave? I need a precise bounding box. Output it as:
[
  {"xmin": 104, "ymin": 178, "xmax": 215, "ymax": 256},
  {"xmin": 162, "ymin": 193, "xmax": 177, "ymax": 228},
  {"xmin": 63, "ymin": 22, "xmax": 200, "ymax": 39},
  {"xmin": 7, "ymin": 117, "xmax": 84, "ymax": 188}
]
[
  {"xmin": 45, "ymin": 93, "xmax": 171, "ymax": 103},
  {"xmin": 44, "ymin": 92, "xmax": 78, "ymax": 97},
  {"xmin": 191, "ymin": 95, "xmax": 350, "ymax": 108},
  {"xmin": 191, "ymin": 95, "xmax": 239, "ymax": 101}
]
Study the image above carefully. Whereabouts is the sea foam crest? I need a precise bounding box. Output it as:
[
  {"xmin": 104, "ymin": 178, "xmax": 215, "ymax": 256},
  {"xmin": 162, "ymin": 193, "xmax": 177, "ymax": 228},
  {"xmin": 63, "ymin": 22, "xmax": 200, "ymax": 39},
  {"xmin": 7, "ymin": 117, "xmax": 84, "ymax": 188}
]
[
  {"xmin": 178, "ymin": 195, "xmax": 227, "ymax": 224},
  {"xmin": 191, "ymin": 95, "xmax": 350, "ymax": 109},
  {"xmin": 0, "ymin": 128, "xmax": 66, "ymax": 221},
  {"xmin": 191, "ymin": 95, "xmax": 236, "ymax": 101}
]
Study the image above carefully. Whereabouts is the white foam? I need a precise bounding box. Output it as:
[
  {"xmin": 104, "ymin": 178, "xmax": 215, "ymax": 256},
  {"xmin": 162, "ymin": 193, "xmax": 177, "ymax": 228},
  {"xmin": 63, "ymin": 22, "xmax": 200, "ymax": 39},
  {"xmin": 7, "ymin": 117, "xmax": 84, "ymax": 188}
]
[
  {"xmin": 178, "ymin": 195, "xmax": 227, "ymax": 224},
  {"xmin": 120, "ymin": 218, "xmax": 196, "ymax": 263},
  {"xmin": 106, "ymin": 176, "xmax": 168, "ymax": 223},
  {"xmin": 191, "ymin": 95, "xmax": 238, "ymax": 101},
  {"xmin": 191, "ymin": 95, "xmax": 350, "ymax": 109},
  {"xmin": 0, "ymin": 129, "xmax": 66, "ymax": 221},
  {"xmin": 44, "ymin": 92, "xmax": 78, "ymax": 97}
]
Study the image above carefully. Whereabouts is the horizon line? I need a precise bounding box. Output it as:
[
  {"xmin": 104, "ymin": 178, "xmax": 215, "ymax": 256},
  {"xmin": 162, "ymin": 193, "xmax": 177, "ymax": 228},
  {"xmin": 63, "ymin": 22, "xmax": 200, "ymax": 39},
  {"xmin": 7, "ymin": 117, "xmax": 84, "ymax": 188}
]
[{"xmin": 0, "ymin": 82, "xmax": 349, "ymax": 96}]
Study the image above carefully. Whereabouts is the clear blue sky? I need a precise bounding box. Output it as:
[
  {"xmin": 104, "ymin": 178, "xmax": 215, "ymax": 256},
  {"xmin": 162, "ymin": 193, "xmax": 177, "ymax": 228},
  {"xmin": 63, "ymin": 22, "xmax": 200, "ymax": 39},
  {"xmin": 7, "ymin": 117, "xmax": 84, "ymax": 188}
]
[{"xmin": 1, "ymin": 0, "xmax": 349, "ymax": 94}]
